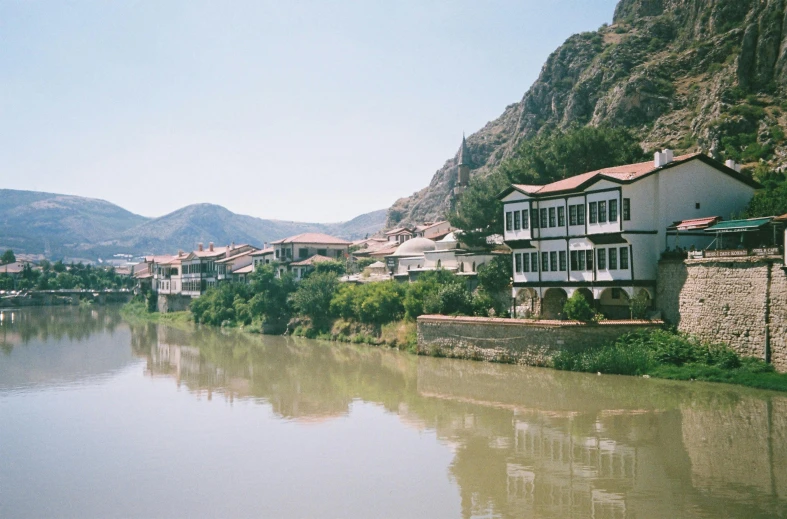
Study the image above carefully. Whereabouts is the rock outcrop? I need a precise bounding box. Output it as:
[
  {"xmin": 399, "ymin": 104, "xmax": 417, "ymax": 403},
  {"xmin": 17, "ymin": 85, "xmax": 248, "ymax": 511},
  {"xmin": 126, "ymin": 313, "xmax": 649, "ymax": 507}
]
[{"xmin": 389, "ymin": 0, "xmax": 787, "ymax": 227}]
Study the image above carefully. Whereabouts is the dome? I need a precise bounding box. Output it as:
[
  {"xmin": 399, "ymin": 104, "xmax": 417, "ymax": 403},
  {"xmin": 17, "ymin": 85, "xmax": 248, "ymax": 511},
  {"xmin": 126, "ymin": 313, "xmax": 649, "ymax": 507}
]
[
  {"xmin": 391, "ymin": 237, "xmax": 437, "ymax": 257},
  {"xmin": 439, "ymin": 232, "xmax": 458, "ymax": 242}
]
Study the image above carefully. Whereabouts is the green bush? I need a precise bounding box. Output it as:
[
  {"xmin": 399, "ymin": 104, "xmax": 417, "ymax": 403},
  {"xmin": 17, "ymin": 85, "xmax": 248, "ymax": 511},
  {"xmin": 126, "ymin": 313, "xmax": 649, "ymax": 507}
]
[
  {"xmin": 563, "ymin": 292, "xmax": 595, "ymax": 322},
  {"xmin": 290, "ymin": 271, "xmax": 340, "ymax": 330}
]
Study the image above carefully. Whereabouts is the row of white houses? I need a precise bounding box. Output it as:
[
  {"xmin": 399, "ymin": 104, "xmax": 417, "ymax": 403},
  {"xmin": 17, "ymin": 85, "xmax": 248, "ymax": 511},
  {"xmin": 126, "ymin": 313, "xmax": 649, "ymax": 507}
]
[
  {"xmin": 499, "ymin": 150, "xmax": 763, "ymax": 318},
  {"xmin": 134, "ymin": 233, "xmax": 353, "ymax": 298}
]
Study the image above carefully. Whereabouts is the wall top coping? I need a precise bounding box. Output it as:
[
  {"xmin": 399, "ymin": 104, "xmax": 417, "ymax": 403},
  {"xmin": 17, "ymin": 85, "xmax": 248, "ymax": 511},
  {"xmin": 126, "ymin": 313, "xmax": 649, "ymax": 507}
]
[
  {"xmin": 417, "ymin": 315, "xmax": 663, "ymax": 328},
  {"xmin": 660, "ymin": 257, "xmax": 783, "ymax": 265}
]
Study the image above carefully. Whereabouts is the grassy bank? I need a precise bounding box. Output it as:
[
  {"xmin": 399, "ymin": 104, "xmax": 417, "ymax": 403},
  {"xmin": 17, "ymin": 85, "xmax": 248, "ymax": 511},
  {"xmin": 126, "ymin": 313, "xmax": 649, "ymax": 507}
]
[
  {"xmin": 292, "ymin": 318, "xmax": 418, "ymax": 353},
  {"xmin": 120, "ymin": 300, "xmax": 192, "ymax": 325},
  {"xmin": 553, "ymin": 329, "xmax": 787, "ymax": 392}
]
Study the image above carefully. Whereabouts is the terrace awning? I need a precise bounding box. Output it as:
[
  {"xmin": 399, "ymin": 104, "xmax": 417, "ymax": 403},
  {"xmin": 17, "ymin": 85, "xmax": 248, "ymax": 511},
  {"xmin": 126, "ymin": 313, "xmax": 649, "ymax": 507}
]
[
  {"xmin": 667, "ymin": 216, "xmax": 721, "ymax": 232},
  {"xmin": 588, "ymin": 233, "xmax": 629, "ymax": 245},
  {"xmin": 705, "ymin": 217, "xmax": 774, "ymax": 233}
]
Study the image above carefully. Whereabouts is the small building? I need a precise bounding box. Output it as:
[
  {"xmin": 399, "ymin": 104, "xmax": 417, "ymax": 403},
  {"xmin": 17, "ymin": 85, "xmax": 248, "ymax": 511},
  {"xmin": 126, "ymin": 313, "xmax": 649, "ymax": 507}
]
[
  {"xmin": 250, "ymin": 247, "xmax": 275, "ymax": 271},
  {"xmin": 289, "ymin": 254, "xmax": 336, "ymax": 280},
  {"xmin": 414, "ymin": 221, "xmax": 453, "ymax": 241},
  {"xmin": 384, "ymin": 227, "xmax": 415, "ymax": 244},
  {"xmin": 216, "ymin": 247, "xmax": 258, "ymax": 283},
  {"xmin": 181, "ymin": 242, "xmax": 256, "ymax": 297},
  {"xmin": 498, "ymin": 150, "xmax": 760, "ymax": 319},
  {"xmin": 270, "ymin": 233, "xmax": 350, "ymax": 278}
]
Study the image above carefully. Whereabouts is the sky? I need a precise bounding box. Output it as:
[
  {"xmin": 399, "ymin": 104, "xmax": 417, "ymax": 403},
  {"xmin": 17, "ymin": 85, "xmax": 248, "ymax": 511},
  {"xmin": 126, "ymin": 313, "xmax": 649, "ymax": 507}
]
[{"xmin": 0, "ymin": 0, "xmax": 619, "ymax": 223}]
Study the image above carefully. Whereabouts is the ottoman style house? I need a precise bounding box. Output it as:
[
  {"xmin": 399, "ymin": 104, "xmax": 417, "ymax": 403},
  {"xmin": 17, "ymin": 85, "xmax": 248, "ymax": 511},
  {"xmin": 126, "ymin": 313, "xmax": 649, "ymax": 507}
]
[{"xmin": 498, "ymin": 150, "xmax": 760, "ymax": 318}]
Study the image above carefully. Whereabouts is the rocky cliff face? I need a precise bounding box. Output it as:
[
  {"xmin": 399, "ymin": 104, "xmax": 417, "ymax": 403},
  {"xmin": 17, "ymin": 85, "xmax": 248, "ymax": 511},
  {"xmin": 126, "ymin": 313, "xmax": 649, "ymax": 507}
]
[{"xmin": 388, "ymin": 0, "xmax": 787, "ymax": 227}]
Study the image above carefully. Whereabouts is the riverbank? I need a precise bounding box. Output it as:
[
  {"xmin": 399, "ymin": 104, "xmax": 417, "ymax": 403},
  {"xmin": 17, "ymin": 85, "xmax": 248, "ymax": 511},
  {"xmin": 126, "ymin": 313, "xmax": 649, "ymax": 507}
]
[
  {"xmin": 553, "ymin": 329, "xmax": 787, "ymax": 392},
  {"xmin": 292, "ymin": 318, "xmax": 417, "ymax": 353},
  {"xmin": 120, "ymin": 300, "xmax": 192, "ymax": 325}
]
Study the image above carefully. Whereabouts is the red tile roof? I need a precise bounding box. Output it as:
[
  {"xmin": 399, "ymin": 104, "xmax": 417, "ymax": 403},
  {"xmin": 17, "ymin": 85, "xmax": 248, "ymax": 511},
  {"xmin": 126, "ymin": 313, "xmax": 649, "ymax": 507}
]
[
  {"xmin": 290, "ymin": 254, "xmax": 336, "ymax": 266},
  {"xmin": 216, "ymin": 249, "xmax": 255, "ymax": 263},
  {"xmin": 250, "ymin": 247, "xmax": 274, "ymax": 256},
  {"xmin": 232, "ymin": 264, "xmax": 254, "ymax": 274},
  {"xmin": 511, "ymin": 153, "xmax": 702, "ymax": 196},
  {"xmin": 271, "ymin": 233, "xmax": 351, "ymax": 245}
]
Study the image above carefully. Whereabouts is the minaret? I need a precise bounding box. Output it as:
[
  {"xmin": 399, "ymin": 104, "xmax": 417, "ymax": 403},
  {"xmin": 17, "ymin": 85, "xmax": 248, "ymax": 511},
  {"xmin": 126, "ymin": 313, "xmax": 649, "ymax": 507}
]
[{"xmin": 454, "ymin": 134, "xmax": 471, "ymax": 199}]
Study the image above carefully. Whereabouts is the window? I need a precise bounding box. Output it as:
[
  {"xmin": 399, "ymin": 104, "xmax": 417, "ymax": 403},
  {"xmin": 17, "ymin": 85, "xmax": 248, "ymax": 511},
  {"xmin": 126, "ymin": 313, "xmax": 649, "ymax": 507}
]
[
  {"xmin": 620, "ymin": 247, "xmax": 629, "ymax": 269},
  {"xmin": 586, "ymin": 250, "xmax": 594, "ymax": 271},
  {"xmin": 598, "ymin": 201, "xmax": 607, "ymax": 223},
  {"xmin": 589, "ymin": 202, "xmax": 597, "ymax": 224},
  {"xmin": 522, "ymin": 253, "xmax": 530, "ymax": 273},
  {"xmin": 317, "ymin": 249, "xmax": 327, "ymax": 256},
  {"xmin": 559, "ymin": 251, "xmax": 566, "ymax": 271},
  {"xmin": 611, "ymin": 288, "xmax": 623, "ymax": 300},
  {"xmin": 623, "ymin": 198, "xmax": 631, "ymax": 220},
  {"xmin": 598, "ymin": 248, "xmax": 606, "ymax": 270},
  {"xmin": 570, "ymin": 250, "xmax": 578, "ymax": 271},
  {"xmin": 577, "ymin": 204, "xmax": 586, "ymax": 225},
  {"xmin": 549, "ymin": 207, "xmax": 556, "ymax": 228},
  {"xmin": 558, "ymin": 206, "xmax": 565, "ymax": 227},
  {"xmin": 578, "ymin": 250, "xmax": 586, "ymax": 271},
  {"xmin": 299, "ymin": 248, "xmax": 309, "ymax": 259},
  {"xmin": 569, "ymin": 205, "xmax": 577, "ymax": 226},
  {"xmin": 522, "ymin": 210, "xmax": 529, "ymax": 229},
  {"xmin": 531, "ymin": 209, "xmax": 539, "ymax": 229},
  {"xmin": 609, "ymin": 199, "xmax": 618, "ymax": 222},
  {"xmin": 515, "ymin": 253, "xmax": 522, "ymax": 273},
  {"xmin": 541, "ymin": 252, "xmax": 549, "ymax": 272},
  {"xmin": 550, "ymin": 251, "xmax": 557, "ymax": 272},
  {"xmin": 695, "ymin": 202, "xmax": 701, "ymax": 209},
  {"xmin": 275, "ymin": 249, "xmax": 280, "ymax": 259},
  {"xmin": 609, "ymin": 248, "xmax": 617, "ymax": 269},
  {"xmin": 531, "ymin": 253, "xmax": 539, "ymax": 272},
  {"xmin": 540, "ymin": 208, "xmax": 548, "ymax": 229},
  {"xmin": 506, "ymin": 212, "xmax": 513, "ymax": 231},
  {"xmin": 514, "ymin": 210, "xmax": 521, "ymax": 230}
]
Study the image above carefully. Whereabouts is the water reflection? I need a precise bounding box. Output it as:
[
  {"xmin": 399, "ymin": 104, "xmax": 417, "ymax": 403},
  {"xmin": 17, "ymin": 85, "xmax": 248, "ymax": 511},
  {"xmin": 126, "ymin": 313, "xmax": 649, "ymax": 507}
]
[
  {"xmin": 1, "ymin": 307, "xmax": 785, "ymax": 519},
  {"xmin": 127, "ymin": 318, "xmax": 787, "ymax": 519}
]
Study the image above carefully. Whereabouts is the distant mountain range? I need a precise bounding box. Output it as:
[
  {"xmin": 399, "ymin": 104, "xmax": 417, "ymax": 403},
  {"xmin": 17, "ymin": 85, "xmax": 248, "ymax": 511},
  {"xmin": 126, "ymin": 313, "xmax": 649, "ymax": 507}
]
[{"xmin": 0, "ymin": 189, "xmax": 386, "ymax": 261}]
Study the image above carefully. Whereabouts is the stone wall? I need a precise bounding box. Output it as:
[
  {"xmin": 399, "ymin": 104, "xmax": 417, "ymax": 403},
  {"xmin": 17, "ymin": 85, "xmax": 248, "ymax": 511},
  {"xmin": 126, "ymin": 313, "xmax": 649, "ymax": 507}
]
[
  {"xmin": 657, "ymin": 257, "xmax": 787, "ymax": 372},
  {"xmin": 157, "ymin": 293, "xmax": 192, "ymax": 313},
  {"xmin": 416, "ymin": 315, "xmax": 661, "ymax": 366}
]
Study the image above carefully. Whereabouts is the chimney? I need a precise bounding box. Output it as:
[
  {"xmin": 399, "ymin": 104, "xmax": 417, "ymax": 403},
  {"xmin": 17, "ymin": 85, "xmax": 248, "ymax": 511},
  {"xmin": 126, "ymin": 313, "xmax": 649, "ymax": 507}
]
[
  {"xmin": 178, "ymin": 250, "xmax": 183, "ymax": 256},
  {"xmin": 198, "ymin": 243, "xmax": 203, "ymax": 252},
  {"xmin": 209, "ymin": 242, "xmax": 214, "ymax": 252},
  {"xmin": 725, "ymin": 159, "xmax": 742, "ymax": 172},
  {"xmin": 662, "ymin": 149, "xmax": 673, "ymax": 164},
  {"xmin": 230, "ymin": 242, "xmax": 235, "ymax": 250},
  {"xmin": 654, "ymin": 151, "xmax": 665, "ymax": 168}
]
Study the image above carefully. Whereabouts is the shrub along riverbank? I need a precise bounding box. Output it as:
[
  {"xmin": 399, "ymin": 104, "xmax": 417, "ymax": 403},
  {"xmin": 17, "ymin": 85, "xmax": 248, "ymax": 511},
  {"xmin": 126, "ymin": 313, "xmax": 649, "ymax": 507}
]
[
  {"xmin": 553, "ymin": 329, "xmax": 787, "ymax": 392},
  {"xmin": 127, "ymin": 259, "xmax": 511, "ymax": 352}
]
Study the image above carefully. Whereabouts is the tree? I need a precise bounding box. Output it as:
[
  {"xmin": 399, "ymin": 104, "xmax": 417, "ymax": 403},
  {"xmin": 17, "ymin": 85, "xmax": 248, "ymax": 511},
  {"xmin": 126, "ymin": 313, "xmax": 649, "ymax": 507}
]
[
  {"xmin": 450, "ymin": 126, "xmax": 647, "ymax": 246},
  {"xmin": 1, "ymin": 250, "xmax": 15, "ymax": 265},
  {"xmin": 475, "ymin": 256, "xmax": 512, "ymax": 316},
  {"xmin": 563, "ymin": 291, "xmax": 595, "ymax": 322},
  {"xmin": 248, "ymin": 265, "xmax": 296, "ymax": 329},
  {"xmin": 289, "ymin": 271, "xmax": 339, "ymax": 330},
  {"xmin": 745, "ymin": 180, "xmax": 787, "ymax": 217}
]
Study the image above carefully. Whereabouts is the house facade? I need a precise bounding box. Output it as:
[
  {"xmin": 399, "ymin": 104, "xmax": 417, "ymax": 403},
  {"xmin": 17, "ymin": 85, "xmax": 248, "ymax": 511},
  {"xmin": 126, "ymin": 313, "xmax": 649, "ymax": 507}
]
[
  {"xmin": 180, "ymin": 243, "xmax": 255, "ymax": 297},
  {"xmin": 499, "ymin": 151, "xmax": 760, "ymax": 318}
]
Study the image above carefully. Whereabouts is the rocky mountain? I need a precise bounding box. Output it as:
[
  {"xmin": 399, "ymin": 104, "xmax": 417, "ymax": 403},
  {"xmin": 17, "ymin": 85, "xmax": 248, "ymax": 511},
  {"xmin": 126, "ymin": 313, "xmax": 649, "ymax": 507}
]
[
  {"xmin": 388, "ymin": 0, "xmax": 787, "ymax": 226},
  {"xmin": 0, "ymin": 189, "xmax": 386, "ymax": 259}
]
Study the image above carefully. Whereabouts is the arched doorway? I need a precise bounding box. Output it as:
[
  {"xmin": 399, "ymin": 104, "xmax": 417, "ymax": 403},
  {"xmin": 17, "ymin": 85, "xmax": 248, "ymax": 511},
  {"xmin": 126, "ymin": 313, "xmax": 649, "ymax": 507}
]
[
  {"xmin": 598, "ymin": 287, "xmax": 631, "ymax": 319},
  {"xmin": 542, "ymin": 288, "xmax": 568, "ymax": 320},
  {"xmin": 574, "ymin": 287, "xmax": 594, "ymax": 308},
  {"xmin": 515, "ymin": 288, "xmax": 539, "ymax": 318},
  {"xmin": 630, "ymin": 288, "xmax": 652, "ymax": 319}
]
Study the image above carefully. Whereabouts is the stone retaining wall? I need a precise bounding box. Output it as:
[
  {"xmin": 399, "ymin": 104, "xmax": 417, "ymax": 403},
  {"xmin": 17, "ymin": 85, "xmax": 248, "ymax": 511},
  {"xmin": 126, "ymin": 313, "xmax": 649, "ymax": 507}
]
[
  {"xmin": 157, "ymin": 293, "xmax": 192, "ymax": 313},
  {"xmin": 416, "ymin": 315, "xmax": 661, "ymax": 366},
  {"xmin": 657, "ymin": 257, "xmax": 787, "ymax": 372}
]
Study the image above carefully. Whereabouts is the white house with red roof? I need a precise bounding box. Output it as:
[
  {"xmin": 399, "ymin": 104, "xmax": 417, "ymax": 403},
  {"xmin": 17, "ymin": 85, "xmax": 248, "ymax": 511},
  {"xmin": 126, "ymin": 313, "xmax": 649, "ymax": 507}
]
[
  {"xmin": 498, "ymin": 150, "xmax": 760, "ymax": 318},
  {"xmin": 270, "ymin": 233, "xmax": 351, "ymax": 278},
  {"xmin": 180, "ymin": 242, "xmax": 256, "ymax": 296}
]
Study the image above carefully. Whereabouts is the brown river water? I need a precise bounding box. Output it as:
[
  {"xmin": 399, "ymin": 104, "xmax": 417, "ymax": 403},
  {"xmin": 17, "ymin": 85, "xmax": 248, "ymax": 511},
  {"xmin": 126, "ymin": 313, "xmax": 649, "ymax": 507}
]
[{"xmin": 0, "ymin": 305, "xmax": 785, "ymax": 518}]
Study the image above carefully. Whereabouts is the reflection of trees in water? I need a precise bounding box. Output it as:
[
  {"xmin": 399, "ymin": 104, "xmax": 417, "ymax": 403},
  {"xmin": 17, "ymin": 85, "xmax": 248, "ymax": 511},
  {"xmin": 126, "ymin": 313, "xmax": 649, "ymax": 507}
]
[
  {"xmin": 143, "ymin": 325, "xmax": 417, "ymax": 421},
  {"xmin": 0, "ymin": 306, "xmax": 123, "ymax": 353},
  {"xmin": 141, "ymin": 321, "xmax": 787, "ymax": 519}
]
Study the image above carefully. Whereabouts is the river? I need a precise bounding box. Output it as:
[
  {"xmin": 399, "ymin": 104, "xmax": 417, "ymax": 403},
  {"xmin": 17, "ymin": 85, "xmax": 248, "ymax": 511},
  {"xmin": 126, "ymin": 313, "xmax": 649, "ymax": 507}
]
[{"xmin": 0, "ymin": 306, "xmax": 785, "ymax": 518}]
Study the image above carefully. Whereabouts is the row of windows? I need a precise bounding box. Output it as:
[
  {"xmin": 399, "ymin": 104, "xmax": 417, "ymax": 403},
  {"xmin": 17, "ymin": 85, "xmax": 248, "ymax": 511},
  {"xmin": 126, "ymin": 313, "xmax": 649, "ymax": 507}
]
[
  {"xmin": 505, "ymin": 198, "xmax": 632, "ymax": 232},
  {"xmin": 514, "ymin": 247, "xmax": 630, "ymax": 274}
]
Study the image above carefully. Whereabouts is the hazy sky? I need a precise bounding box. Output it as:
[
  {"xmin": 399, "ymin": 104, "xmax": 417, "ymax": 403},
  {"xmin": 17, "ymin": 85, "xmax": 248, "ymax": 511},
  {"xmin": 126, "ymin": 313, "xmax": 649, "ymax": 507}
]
[{"xmin": 0, "ymin": 0, "xmax": 618, "ymax": 222}]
